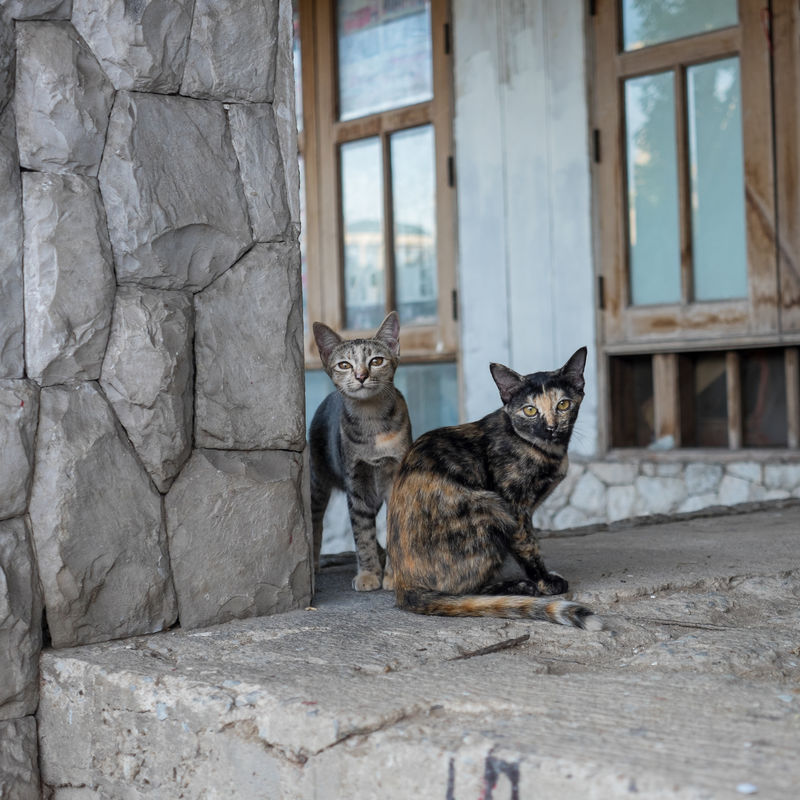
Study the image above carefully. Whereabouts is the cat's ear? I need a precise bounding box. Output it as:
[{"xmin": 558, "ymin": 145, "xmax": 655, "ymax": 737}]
[
  {"xmin": 490, "ymin": 363, "xmax": 524, "ymax": 405},
  {"xmin": 374, "ymin": 311, "xmax": 400, "ymax": 356},
  {"xmin": 561, "ymin": 347, "xmax": 587, "ymax": 391},
  {"xmin": 313, "ymin": 322, "xmax": 342, "ymax": 366}
]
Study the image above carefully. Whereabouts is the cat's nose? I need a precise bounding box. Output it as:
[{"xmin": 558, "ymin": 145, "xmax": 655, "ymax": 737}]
[{"xmin": 355, "ymin": 370, "xmax": 369, "ymax": 384}]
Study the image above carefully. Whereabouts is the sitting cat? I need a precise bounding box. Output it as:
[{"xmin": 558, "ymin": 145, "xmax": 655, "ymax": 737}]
[
  {"xmin": 387, "ymin": 347, "xmax": 600, "ymax": 629},
  {"xmin": 310, "ymin": 312, "xmax": 412, "ymax": 591}
]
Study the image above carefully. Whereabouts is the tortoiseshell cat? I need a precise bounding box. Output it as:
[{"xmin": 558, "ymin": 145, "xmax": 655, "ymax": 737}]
[
  {"xmin": 387, "ymin": 347, "xmax": 600, "ymax": 629},
  {"xmin": 310, "ymin": 312, "xmax": 412, "ymax": 591}
]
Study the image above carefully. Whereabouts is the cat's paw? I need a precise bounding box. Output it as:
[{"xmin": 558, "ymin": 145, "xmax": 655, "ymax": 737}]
[
  {"xmin": 382, "ymin": 570, "xmax": 395, "ymax": 591},
  {"xmin": 353, "ymin": 571, "xmax": 382, "ymax": 591},
  {"xmin": 536, "ymin": 571, "xmax": 569, "ymax": 595}
]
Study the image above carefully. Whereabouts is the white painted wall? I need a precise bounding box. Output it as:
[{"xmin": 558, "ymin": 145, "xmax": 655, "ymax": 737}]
[{"xmin": 453, "ymin": 0, "xmax": 599, "ymax": 456}]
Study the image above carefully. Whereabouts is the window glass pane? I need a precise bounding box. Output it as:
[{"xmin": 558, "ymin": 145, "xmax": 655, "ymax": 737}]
[
  {"xmin": 625, "ymin": 72, "xmax": 681, "ymax": 305},
  {"xmin": 292, "ymin": 0, "xmax": 302, "ymax": 132},
  {"xmin": 299, "ymin": 155, "xmax": 308, "ymax": 333},
  {"xmin": 688, "ymin": 57, "xmax": 747, "ymax": 301},
  {"xmin": 341, "ymin": 137, "xmax": 385, "ymax": 330},
  {"xmin": 683, "ymin": 353, "xmax": 727, "ymax": 447},
  {"xmin": 391, "ymin": 125, "xmax": 437, "ymax": 325},
  {"xmin": 337, "ymin": 0, "xmax": 432, "ymax": 121},
  {"xmin": 622, "ymin": 0, "xmax": 738, "ymax": 51},
  {"xmin": 609, "ymin": 356, "xmax": 654, "ymax": 447},
  {"xmin": 305, "ymin": 362, "xmax": 457, "ymax": 436},
  {"xmin": 742, "ymin": 350, "xmax": 787, "ymax": 447},
  {"xmin": 394, "ymin": 362, "xmax": 457, "ymax": 434}
]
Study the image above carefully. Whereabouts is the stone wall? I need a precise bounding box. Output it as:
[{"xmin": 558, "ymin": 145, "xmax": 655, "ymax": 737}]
[
  {"xmin": 532, "ymin": 457, "xmax": 800, "ymax": 531},
  {"xmin": 319, "ymin": 458, "xmax": 800, "ymax": 555},
  {"xmin": 0, "ymin": 1, "xmax": 310, "ymax": 795}
]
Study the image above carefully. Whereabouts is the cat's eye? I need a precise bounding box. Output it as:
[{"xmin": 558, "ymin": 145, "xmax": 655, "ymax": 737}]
[
  {"xmin": 522, "ymin": 405, "xmax": 538, "ymax": 417},
  {"xmin": 557, "ymin": 399, "xmax": 571, "ymax": 411},
  {"xmin": 336, "ymin": 361, "xmax": 352, "ymax": 370},
  {"xmin": 370, "ymin": 357, "xmax": 384, "ymax": 367}
]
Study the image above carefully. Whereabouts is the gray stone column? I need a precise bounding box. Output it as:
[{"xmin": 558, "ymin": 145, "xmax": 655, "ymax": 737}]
[
  {"xmin": 1, "ymin": 6, "xmax": 309, "ymax": 791},
  {"xmin": 6, "ymin": 0, "xmax": 309, "ymax": 647}
]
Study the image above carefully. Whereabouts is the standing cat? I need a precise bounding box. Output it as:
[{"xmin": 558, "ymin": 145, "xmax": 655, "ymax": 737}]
[
  {"xmin": 310, "ymin": 311, "xmax": 412, "ymax": 591},
  {"xmin": 387, "ymin": 347, "xmax": 600, "ymax": 629}
]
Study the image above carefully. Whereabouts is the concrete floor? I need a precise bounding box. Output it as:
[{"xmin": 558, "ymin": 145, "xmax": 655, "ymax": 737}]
[{"xmin": 37, "ymin": 504, "xmax": 800, "ymax": 799}]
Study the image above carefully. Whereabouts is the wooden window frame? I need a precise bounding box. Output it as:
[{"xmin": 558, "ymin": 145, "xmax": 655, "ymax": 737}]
[
  {"xmin": 593, "ymin": 0, "xmax": 778, "ymax": 351},
  {"xmin": 297, "ymin": 0, "xmax": 457, "ymax": 366},
  {"xmin": 609, "ymin": 346, "xmax": 800, "ymax": 451}
]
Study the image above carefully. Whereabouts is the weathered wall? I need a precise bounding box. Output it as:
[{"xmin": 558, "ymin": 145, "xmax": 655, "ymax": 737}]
[
  {"xmin": 453, "ymin": 0, "xmax": 598, "ymax": 455},
  {"xmin": 0, "ymin": 0, "xmax": 309, "ymax": 793}
]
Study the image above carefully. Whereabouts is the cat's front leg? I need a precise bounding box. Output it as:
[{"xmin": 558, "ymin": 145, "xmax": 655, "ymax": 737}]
[
  {"xmin": 347, "ymin": 493, "xmax": 383, "ymax": 591},
  {"xmin": 508, "ymin": 514, "xmax": 568, "ymax": 595}
]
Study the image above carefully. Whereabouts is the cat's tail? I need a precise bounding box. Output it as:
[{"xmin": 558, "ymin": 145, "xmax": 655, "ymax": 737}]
[{"xmin": 396, "ymin": 588, "xmax": 602, "ymax": 631}]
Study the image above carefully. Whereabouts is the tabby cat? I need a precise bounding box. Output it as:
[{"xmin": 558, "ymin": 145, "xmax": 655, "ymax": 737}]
[
  {"xmin": 387, "ymin": 347, "xmax": 600, "ymax": 629},
  {"xmin": 310, "ymin": 312, "xmax": 412, "ymax": 591}
]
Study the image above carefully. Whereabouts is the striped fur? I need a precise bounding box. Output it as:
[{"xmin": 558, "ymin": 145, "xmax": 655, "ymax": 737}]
[
  {"xmin": 310, "ymin": 312, "xmax": 412, "ymax": 591},
  {"xmin": 396, "ymin": 589, "xmax": 602, "ymax": 630},
  {"xmin": 387, "ymin": 348, "xmax": 600, "ymax": 629}
]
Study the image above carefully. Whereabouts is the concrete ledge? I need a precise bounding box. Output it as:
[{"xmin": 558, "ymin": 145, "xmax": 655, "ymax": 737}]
[{"xmin": 38, "ymin": 507, "xmax": 800, "ymax": 798}]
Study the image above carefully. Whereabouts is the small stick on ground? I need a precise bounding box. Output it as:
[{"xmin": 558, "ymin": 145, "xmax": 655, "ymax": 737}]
[{"xmin": 450, "ymin": 634, "xmax": 531, "ymax": 661}]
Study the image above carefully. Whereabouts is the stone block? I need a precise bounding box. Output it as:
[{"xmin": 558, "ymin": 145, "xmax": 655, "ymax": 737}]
[
  {"xmin": 685, "ymin": 463, "xmax": 723, "ymax": 496},
  {"xmin": 0, "ymin": 9, "xmax": 13, "ymax": 116},
  {"xmin": 22, "ymin": 172, "xmax": 115, "ymax": 386},
  {"xmin": 274, "ymin": 0, "xmax": 301, "ymax": 231},
  {"xmin": 195, "ymin": 243, "xmax": 305, "ymax": 451},
  {"xmin": 100, "ymin": 286, "xmax": 193, "ymax": 493},
  {"xmin": 165, "ymin": 448, "xmax": 311, "ymax": 630},
  {"xmin": 3, "ymin": 0, "xmax": 71, "ymax": 19},
  {"xmin": 0, "ymin": 518, "xmax": 43, "ymax": 720},
  {"xmin": 655, "ymin": 462, "xmax": 683, "ymax": 477},
  {"xmin": 181, "ymin": 0, "xmax": 278, "ymax": 103},
  {"xmin": 99, "ymin": 91, "xmax": 252, "ymax": 290},
  {"xmin": 0, "ymin": 380, "xmax": 39, "ymax": 520},
  {"xmin": 569, "ymin": 470, "xmax": 607, "ymax": 516},
  {"xmin": 717, "ymin": 475, "xmax": 751, "ymax": 508},
  {"xmin": 227, "ymin": 103, "xmax": 290, "ymax": 242},
  {"xmin": 726, "ymin": 462, "xmax": 762, "ymax": 483},
  {"xmin": 0, "ymin": 103, "xmax": 23, "ymax": 379},
  {"xmin": 0, "ymin": 717, "xmax": 39, "ymax": 800},
  {"xmin": 588, "ymin": 462, "xmax": 638, "ymax": 486},
  {"xmin": 633, "ymin": 476, "xmax": 687, "ymax": 516},
  {"xmin": 678, "ymin": 493, "xmax": 720, "ymax": 515},
  {"xmin": 29, "ymin": 382, "xmax": 177, "ymax": 648},
  {"xmin": 72, "ymin": 0, "xmax": 194, "ymax": 93},
  {"xmin": 552, "ymin": 505, "xmax": 590, "ymax": 530},
  {"xmin": 15, "ymin": 21, "xmax": 115, "ymax": 175},
  {"xmin": 763, "ymin": 463, "xmax": 800, "ymax": 492},
  {"xmin": 607, "ymin": 484, "xmax": 636, "ymax": 523}
]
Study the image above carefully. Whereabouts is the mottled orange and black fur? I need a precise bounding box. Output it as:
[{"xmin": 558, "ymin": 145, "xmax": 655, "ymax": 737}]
[{"xmin": 387, "ymin": 348, "xmax": 600, "ymax": 630}]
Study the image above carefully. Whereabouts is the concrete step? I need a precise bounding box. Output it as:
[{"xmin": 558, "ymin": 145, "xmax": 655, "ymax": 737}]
[{"xmin": 38, "ymin": 506, "xmax": 800, "ymax": 799}]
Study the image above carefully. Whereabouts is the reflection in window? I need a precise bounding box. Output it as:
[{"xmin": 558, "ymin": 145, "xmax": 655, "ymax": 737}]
[
  {"xmin": 391, "ymin": 125, "xmax": 437, "ymax": 324},
  {"xmin": 688, "ymin": 57, "xmax": 747, "ymax": 301},
  {"xmin": 292, "ymin": 0, "xmax": 302, "ymax": 132},
  {"xmin": 299, "ymin": 155, "xmax": 308, "ymax": 332},
  {"xmin": 341, "ymin": 137, "xmax": 385, "ymax": 330},
  {"xmin": 622, "ymin": 0, "xmax": 738, "ymax": 52},
  {"xmin": 336, "ymin": 0, "xmax": 433, "ymax": 121},
  {"xmin": 610, "ymin": 355, "xmax": 654, "ymax": 447},
  {"xmin": 682, "ymin": 353, "xmax": 728, "ymax": 447},
  {"xmin": 625, "ymin": 71, "xmax": 681, "ymax": 305},
  {"xmin": 305, "ymin": 362, "xmax": 458, "ymax": 435},
  {"xmin": 742, "ymin": 350, "xmax": 787, "ymax": 447}
]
